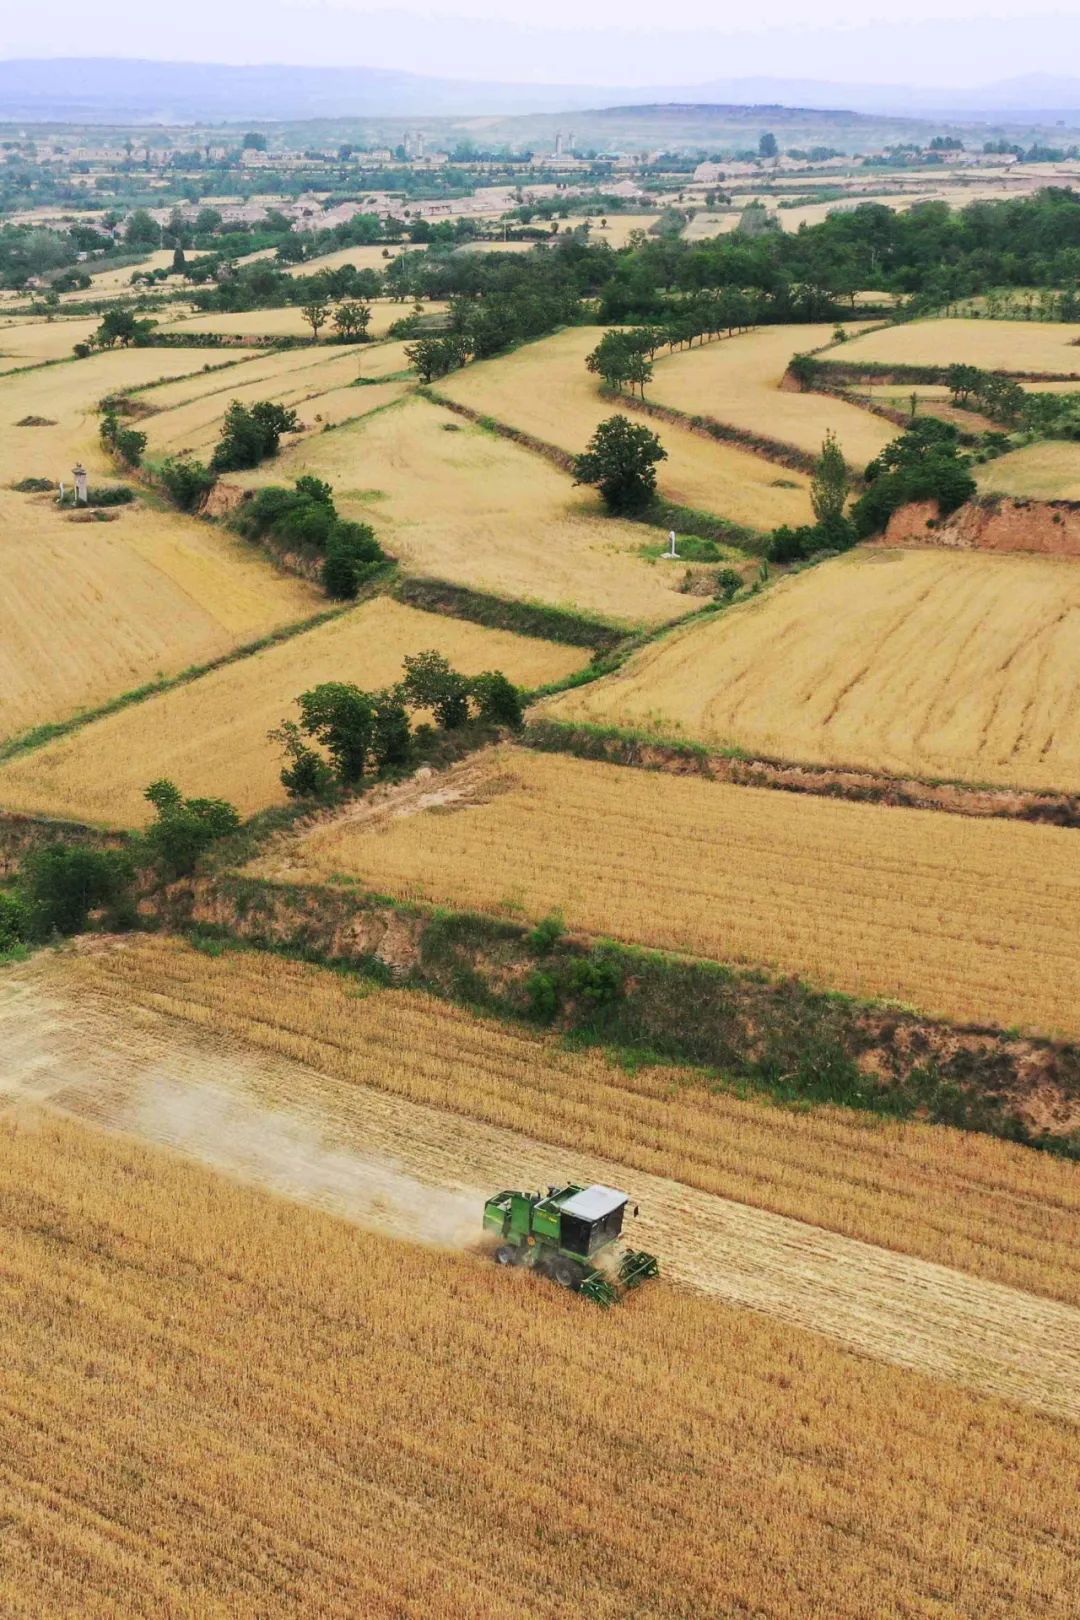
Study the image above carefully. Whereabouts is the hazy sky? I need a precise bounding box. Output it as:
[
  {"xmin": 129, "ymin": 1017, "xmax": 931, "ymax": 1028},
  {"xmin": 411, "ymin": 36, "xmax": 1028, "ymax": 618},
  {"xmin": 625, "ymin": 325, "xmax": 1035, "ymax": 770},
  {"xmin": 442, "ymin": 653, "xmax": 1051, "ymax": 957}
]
[{"xmin": 2, "ymin": 1, "xmax": 1079, "ymax": 86}]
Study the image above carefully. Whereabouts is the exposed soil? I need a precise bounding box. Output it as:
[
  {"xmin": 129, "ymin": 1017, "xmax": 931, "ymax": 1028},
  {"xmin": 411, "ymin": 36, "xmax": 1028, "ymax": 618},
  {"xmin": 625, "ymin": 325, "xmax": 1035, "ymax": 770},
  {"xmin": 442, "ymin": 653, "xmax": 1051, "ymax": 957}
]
[
  {"xmin": 886, "ymin": 497, "xmax": 1080, "ymax": 556},
  {"xmin": 3, "ymin": 943, "xmax": 1079, "ymax": 1422}
]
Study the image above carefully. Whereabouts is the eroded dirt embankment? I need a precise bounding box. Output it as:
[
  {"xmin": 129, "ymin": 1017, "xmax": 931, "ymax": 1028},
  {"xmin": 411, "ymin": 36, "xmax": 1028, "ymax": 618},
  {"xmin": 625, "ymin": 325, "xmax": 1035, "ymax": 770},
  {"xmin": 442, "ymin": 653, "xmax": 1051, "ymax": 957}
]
[
  {"xmin": 2, "ymin": 947, "xmax": 1079, "ymax": 1423},
  {"xmin": 885, "ymin": 496, "xmax": 1080, "ymax": 556}
]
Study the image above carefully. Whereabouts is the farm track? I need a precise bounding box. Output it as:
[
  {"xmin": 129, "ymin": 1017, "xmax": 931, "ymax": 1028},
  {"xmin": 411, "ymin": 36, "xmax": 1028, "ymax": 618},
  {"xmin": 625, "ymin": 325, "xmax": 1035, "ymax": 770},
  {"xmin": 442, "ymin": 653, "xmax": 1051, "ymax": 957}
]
[{"xmin": 2, "ymin": 956, "xmax": 1078, "ymax": 1423}]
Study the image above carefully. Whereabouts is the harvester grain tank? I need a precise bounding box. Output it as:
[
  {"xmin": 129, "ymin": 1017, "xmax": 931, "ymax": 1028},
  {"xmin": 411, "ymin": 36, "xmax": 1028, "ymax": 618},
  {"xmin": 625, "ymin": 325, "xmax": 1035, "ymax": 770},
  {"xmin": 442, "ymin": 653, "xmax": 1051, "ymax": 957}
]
[{"xmin": 483, "ymin": 1182, "xmax": 659, "ymax": 1307}]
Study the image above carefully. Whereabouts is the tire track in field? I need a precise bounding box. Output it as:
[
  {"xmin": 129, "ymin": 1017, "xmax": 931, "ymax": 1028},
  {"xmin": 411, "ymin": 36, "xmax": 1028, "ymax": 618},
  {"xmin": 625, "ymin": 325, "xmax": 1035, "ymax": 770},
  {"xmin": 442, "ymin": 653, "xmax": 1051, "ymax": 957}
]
[{"xmin": 2, "ymin": 962, "xmax": 1078, "ymax": 1423}]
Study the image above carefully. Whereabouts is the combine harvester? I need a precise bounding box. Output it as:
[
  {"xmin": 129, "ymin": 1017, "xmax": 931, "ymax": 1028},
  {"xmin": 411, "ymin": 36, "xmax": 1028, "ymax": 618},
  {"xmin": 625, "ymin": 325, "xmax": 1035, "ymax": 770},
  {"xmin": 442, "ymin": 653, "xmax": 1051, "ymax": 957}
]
[{"xmin": 483, "ymin": 1182, "xmax": 659, "ymax": 1307}]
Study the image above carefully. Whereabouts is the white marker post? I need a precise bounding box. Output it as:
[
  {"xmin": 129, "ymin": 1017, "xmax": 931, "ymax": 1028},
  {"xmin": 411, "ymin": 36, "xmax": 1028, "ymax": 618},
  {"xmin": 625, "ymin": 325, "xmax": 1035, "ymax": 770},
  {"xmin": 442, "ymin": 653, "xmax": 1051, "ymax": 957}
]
[{"xmin": 665, "ymin": 529, "xmax": 679, "ymax": 559}]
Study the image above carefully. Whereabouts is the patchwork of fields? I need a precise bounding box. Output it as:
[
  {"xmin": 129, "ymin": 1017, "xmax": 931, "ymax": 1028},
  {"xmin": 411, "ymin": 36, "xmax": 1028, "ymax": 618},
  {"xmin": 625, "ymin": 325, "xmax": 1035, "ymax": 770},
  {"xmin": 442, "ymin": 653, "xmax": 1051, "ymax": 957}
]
[
  {"xmin": 649, "ymin": 321, "xmax": 895, "ymax": 463},
  {"xmin": 548, "ymin": 546, "xmax": 1080, "ymax": 791},
  {"xmin": 439, "ymin": 327, "xmax": 816, "ymax": 532},
  {"xmin": 261, "ymin": 744, "xmax": 1080, "ymax": 1041},
  {"xmin": 0, "ymin": 344, "xmax": 319, "ymax": 737},
  {"xmin": 0, "ymin": 598, "xmax": 587, "ymax": 822},
  {"xmin": 231, "ymin": 393, "xmax": 696, "ymax": 623}
]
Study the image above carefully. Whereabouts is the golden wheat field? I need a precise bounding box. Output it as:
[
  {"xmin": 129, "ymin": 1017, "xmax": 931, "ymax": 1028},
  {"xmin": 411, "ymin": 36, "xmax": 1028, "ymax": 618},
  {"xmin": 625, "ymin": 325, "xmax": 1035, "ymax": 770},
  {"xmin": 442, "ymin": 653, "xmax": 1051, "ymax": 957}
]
[
  {"xmin": 439, "ymin": 327, "xmax": 816, "ymax": 531},
  {"xmin": 0, "ymin": 598, "xmax": 586, "ymax": 821},
  {"xmin": 0, "ymin": 314, "xmax": 100, "ymax": 365},
  {"xmin": 2, "ymin": 1113, "xmax": 1076, "ymax": 1620},
  {"xmin": 0, "ymin": 489, "xmax": 319, "ymax": 740},
  {"xmin": 0, "ymin": 344, "xmax": 258, "ymax": 483},
  {"xmin": 4, "ymin": 936, "xmax": 1080, "ymax": 1423},
  {"xmin": 136, "ymin": 340, "xmax": 371, "ymax": 414},
  {"xmin": 51, "ymin": 934, "xmax": 1080, "ymax": 1306},
  {"xmin": 266, "ymin": 744, "xmax": 1080, "ymax": 1041},
  {"xmin": 548, "ymin": 546, "xmax": 1080, "ymax": 791},
  {"xmin": 140, "ymin": 346, "xmax": 407, "ymax": 459},
  {"xmin": 975, "ymin": 440, "xmax": 1080, "ymax": 500},
  {"xmin": 232, "ymin": 394, "xmax": 696, "ymax": 623},
  {"xmin": 548, "ymin": 212, "xmax": 661, "ymax": 246},
  {"xmin": 837, "ymin": 316, "xmax": 1080, "ymax": 373},
  {"xmin": 650, "ymin": 322, "xmax": 895, "ymax": 462},
  {"xmin": 165, "ymin": 299, "xmax": 446, "ymax": 343},
  {"xmin": 283, "ymin": 243, "xmax": 407, "ymax": 275}
]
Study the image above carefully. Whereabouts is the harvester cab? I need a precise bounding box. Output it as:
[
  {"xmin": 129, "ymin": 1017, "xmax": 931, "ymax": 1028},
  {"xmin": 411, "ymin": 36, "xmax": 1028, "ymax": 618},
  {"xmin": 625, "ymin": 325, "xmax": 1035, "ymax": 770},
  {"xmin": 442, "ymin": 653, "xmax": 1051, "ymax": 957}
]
[{"xmin": 483, "ymin": 1182, "xmax": 659, "ymax": 1307}]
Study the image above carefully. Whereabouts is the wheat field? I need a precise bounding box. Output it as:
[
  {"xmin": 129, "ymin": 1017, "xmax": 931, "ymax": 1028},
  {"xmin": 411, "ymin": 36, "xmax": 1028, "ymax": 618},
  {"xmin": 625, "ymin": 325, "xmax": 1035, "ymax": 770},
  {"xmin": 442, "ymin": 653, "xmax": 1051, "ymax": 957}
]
[
  {"xmin": 55, "ymin": 934, "xmax": 1080, "ymax": 1304},
  {"xmin": 837, "ymin": 316, "xmax": 1080, "ymax": 373},
  {"xmin": 165, "ymin": 300, "xmax": 446, "ymax": 343},
  {"xmin": 0, "ymin": 599, "xmax": 587, "ymax": 822},
  {"xmin": 267, "ymin": 744, "xmax": 1080, "ymax": 1041},
  {"xmin": 0, "ymin": 489, "xmax": 319, "ymax": 741},
  {"xmin": 1, "ymin": 1111, "xmax": 1075, "ymax": 1619},
  {"xmin": 0, "ymin": 314, "xmax": 100, "ymax": 364},
  {"xmin": 547, "ymin": 546, "xmax": 1080, "ymax": 791},
  {"xmin": 975, "ymin": 440, "xmax": 1080, "ymax": 500},
  {"xmin": 650, "ymin": 322, "xmax": 896, "ymax": 463},
  {"xmin": 232, "ymin": 394, "xmax": 696, "ymax": 624},
  {"xmin": 439, "ymin": 327, "xmax": 816, "ymax": 531}
]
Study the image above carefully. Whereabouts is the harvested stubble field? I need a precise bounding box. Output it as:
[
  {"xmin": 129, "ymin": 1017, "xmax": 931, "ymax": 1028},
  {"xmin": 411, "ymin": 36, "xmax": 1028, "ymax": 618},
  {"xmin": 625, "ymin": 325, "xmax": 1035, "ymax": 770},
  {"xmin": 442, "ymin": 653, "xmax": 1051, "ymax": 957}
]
[
  {"xmin": 140, "ymin": 344, "xmax": 406, "ymax": 459},
  {"xmin": 40, "ymin": 935, "xmax": 1080, "ymax": 1308},
  {"xmin": 836, "ymin": 316, "xmax": 1080, "ymax": 374},
  {"xmin": 0, "ymin": 344, "xmax": 319, "ymax": 739},
  {"xmin": 0, "ymin": 490, "xmax": 319, "ymax": 741},
  {"xmin": 267, "ymin": 744, "xmax": 1080, "ymax": 1042},
  {"xmin": 650, "ymin": 322, "xmax": 895, "ymax": 463},
  {"xmin": 2, "ymin": 1110, "xmax": 1076, "ymax": 1620},
  {"xmin": 0, "ymin": 314, "xmax": 100, "ymax": 365},
  {"xmin": 0, "ymin": 342, "xmax": 258, "ymax": 483},
  {"xmin": 439, "ymin": 327, "xmax": 816, "ymax": 531},
  {"xmin": 547, "ymin": 546, "xmax": 1080, "ymax": 792},
  {"xmin": 2, "ymin": 936, "xmax": 1080, "ymax": 1423},
  {"xmin": 0, "ymin": 598, "xmax": 587, "ymax": 823},
  {"xmin": 283, "ymin": 243, "xmax": 407, "ymax": 275},
  {"xmin": 233, "ymin": 393, "xmax": 695, "ymax": 624},
  {"xmin": 164, "ymin": 299, "xmax": 446, "ymax": 343},
  {"xmin": 976, "ymin": 440, "xmax": 1080, "ymax": 501}
]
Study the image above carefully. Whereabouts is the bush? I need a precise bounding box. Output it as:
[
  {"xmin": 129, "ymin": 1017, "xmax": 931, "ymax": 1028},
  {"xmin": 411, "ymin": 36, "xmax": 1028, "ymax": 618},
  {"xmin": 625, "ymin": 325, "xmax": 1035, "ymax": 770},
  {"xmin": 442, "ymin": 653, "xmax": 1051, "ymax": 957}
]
[
  {"xmin": 269, "ymin": 721, "xmax": 338, "ymax": 800},
  {"xmin": 527, "ymin": 911, "xmax": 565, "ymax": 953},
  {"xmin": 159, "ymin": 456, "xmax": 216, "ymax": 513},
  {"xmin": 0, "ymin": 891, "xmax": 25, "ymax": 950},
  {"xmin": 402, "ymin": 650, "xmax": 471, "ymax": 729},
  {"xmin": 322, "ymin": 521, "xmax": 384, "ymax": 599},
  {"xmin": 852, "ymin": 421, "xmax": 976, "ymax": 539},
  {"xmin": 211, "ymin": 399, "xmax": 301, "ymax": 473},
  {"xmin": 11, "ymin": 476, "xmax": 54, "ymax": 493},
  {"xmin": 714, "ymin": 567, "xmax": 744, "ymax": 601},
  {"xmin": 470, "ymin": 670, "xmax": 524, "ymax": 727},
  {"xmin": 142, "ymin": 780, "xmax": 241, "ymax": 879},
  {"xmin": 88, "ymin": 484, "xmax": 135, "ymax": 507},
  {"xmin": 20, "ymin": 843, "xmax": 134, "ymax": 940},
  {"xmin": 113, "ymin": 428, "xmax": 147, "ymax": 468}
]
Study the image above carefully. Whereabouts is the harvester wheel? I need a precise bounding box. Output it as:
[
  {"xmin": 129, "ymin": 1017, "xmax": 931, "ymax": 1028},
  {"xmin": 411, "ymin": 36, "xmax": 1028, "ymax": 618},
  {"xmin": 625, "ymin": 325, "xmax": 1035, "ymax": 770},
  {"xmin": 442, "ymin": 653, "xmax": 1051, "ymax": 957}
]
[
  {"xmin": 495, "ymin": 1245, "xmax": 516, "ymax": 1267},
  {"xmin": 550, "ymin": 1259, "xmax": 582, "ymax": 1290}
]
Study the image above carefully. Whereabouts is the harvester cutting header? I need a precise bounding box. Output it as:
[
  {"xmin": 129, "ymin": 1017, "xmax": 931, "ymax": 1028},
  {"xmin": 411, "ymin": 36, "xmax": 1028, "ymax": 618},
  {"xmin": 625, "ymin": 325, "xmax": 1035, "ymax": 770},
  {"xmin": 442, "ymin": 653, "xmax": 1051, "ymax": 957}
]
[{"xmin": 483, "ymin": 1182, "xmax": 659, "ymax": 1307}]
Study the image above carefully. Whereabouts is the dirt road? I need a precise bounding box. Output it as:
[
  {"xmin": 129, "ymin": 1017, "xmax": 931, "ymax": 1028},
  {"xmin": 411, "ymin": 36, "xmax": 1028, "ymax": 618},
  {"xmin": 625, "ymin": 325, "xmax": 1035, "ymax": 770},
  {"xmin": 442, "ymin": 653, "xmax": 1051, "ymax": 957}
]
[{"xmin": 2, "ymin": 955, "xmax": 1078, "ymax": 1422}]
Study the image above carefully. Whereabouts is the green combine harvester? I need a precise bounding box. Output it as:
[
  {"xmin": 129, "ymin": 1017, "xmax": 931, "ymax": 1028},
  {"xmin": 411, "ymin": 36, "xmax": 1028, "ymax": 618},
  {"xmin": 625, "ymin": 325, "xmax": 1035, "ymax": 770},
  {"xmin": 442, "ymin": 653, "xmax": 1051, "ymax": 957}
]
[{"xmin": 483, "ymin": 1182, "xmax": 659, "ymax": 1307}]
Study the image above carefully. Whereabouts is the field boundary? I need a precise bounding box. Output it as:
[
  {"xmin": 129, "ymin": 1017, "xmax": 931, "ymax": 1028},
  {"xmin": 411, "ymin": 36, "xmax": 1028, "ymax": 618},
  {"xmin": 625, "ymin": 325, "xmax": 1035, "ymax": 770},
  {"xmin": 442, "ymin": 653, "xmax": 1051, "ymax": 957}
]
[
  {"xmin": 598, "ymin": 385, "xmax": 822, "ymax": 478},
  {"xmin": 523, "ymin": 716, "xmax": 1080, "ymax": 826},
  {"xmin": 390, "ymin": 575, "xmax": 628, "ymax": 649},
  {"xmin": 152, "ymin": 872, "xmax": 1080, "ymax": 1155}
]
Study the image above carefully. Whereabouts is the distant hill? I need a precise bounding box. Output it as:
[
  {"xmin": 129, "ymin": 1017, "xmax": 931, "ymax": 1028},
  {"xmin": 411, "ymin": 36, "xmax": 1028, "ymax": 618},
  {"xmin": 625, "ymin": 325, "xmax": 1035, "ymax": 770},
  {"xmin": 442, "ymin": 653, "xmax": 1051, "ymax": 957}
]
[{"xmin": 1, "ymin": 57, "xmax": 1079, "ymax": 130}]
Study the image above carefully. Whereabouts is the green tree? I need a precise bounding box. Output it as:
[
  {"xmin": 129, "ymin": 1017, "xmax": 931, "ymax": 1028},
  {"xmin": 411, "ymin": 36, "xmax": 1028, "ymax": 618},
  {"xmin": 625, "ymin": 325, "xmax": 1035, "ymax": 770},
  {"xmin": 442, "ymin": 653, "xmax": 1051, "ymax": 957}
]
[
  {"xmin": 268, "ymin": 721, "xmax": 337, "ymax": 799},
  {"xmin": 470, "ymin": 671, "xmax": 523, "ymax": 727},
  {"xmin": 573, "ymin": 415, "xmax": 667, "ymax": 514},
  {"xmin": 124, "ymin": 208, "xmax": 161, "ymax": 248},
  {"xmin": 301, "ymin": 298, "xmax": 331, "ymax": 340},
  {"xmin": 370, "ymin": 687, "xmax": 413, "ymax": 769},
  {"xmin": 810, "ymin": 430, "xmax": 850, "ymax": 530},
  {"xmin": 333, "ymin": 300, "xmax": 372, "ymax": 341},
  {"xmin": 20, "ymin": 843, "xmax": 134, "ymax": 940},
  {"xmin": 159, "ymin": 456, "xmax": 215, "ymax": 512},
  {"xmin": 401, "ymin": 650, "xmax": 471, "ymax": 729},
  {"xmin": 297, "ymin": 684, "xmax": 376, "ymax": 783},
  {"xmin": 242, "ymin": 132, "xmax": 268, "ymax": 151},
  {"xmin": 946, "ymin": 364, "xmax": 983, "ymax": 407},
  {"xmin": 759, "ymin": 132, "xmax": 779, "ymax": 159},
  {"xmin": 142, "ymin": 781, "xmax": 241, "ymax": 879},
  {"xmin": 211, "ymin": 400, "xmax": 300, "ymax": 472}
]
